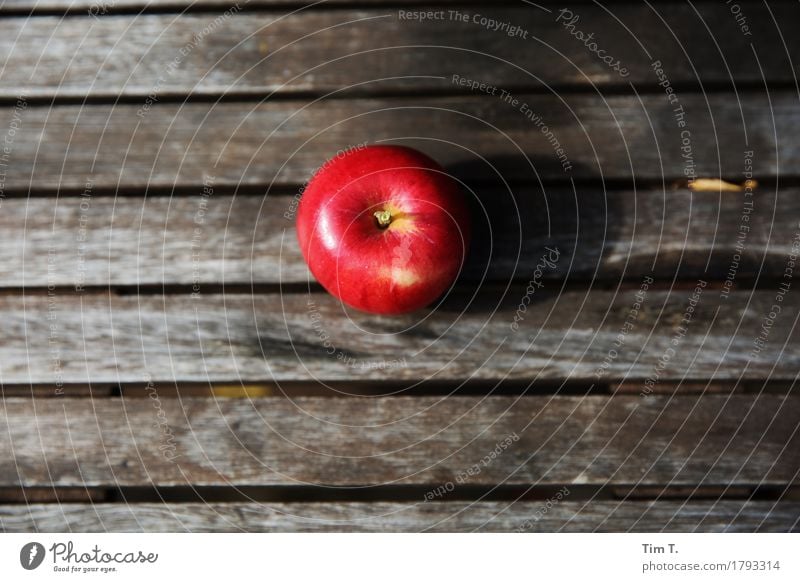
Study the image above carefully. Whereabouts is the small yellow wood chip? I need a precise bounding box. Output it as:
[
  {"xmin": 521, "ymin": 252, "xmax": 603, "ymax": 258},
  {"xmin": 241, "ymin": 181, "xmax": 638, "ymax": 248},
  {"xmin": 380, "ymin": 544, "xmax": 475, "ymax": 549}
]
[
  {"xmin": 211, "ymin": 384, "xmax": 273, "ymax": 398},
  {"xmin": 687, "ymin": 178, "xmax": 758, "ymax": 192}
]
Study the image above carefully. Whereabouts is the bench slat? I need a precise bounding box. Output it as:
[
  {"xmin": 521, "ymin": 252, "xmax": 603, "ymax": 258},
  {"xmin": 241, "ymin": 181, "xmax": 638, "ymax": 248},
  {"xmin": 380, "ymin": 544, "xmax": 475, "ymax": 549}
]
[
  {"xmin": 0, "ymin": 0, "xmax": 742, "ymax": 9},
  {"xmin": 0, "ymin": 92, "xmax": 793, "ymax": 191},
  {"xmin": 1, "ymin": 500, "xmax": 797, "ymax": 532},
  {"xmin": 1, "ymin": 289, "xmax": 797, "ymax": 384},
  {"xmin": 2, "ymin": 0, "xmax": 509, "ymax": 10},
  {"xmin": 1, "ymin": 4, "xmax": 796, "ymax": 97},
  {"xmin": 1, "ymin": 187, "xmax": 794, "ymax": 288},
  {"xmin": 2, "ymin": 396, "xmax": 798, "ymax": 487}
]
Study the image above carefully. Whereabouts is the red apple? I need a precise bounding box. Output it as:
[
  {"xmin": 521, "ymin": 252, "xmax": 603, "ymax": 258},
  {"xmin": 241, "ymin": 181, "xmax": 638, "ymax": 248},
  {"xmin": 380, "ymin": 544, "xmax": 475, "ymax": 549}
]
[{"xmin": 296, "ymin": 145, "xmax": 470, "ymax": 314}]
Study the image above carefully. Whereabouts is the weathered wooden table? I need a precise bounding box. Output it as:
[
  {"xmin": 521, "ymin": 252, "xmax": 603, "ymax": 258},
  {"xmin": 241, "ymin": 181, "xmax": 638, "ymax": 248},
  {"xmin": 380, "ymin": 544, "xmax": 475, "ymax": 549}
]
[{"xmin": 0, "ymin": 0, "xmax": 798, "ymax": 532}]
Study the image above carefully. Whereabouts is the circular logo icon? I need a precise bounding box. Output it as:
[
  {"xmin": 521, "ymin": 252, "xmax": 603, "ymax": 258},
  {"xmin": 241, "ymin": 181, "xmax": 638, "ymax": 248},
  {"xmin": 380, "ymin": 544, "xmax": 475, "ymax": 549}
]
[{"xmin": 19, "ymin": 542, "xmax": 45, "ymax": 570}]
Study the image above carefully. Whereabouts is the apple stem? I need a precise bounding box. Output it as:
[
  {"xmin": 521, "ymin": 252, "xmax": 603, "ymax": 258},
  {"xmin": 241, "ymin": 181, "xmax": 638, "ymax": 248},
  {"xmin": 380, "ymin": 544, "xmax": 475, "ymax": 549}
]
[{"xmin": 374, "ymin": 209, "xmax": 392, "ymax": 228}]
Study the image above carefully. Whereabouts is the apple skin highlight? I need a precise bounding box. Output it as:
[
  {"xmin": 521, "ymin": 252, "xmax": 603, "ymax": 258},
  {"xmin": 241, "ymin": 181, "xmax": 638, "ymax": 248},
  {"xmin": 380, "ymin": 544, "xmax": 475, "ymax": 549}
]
[{"xmin": 296, "ymin": 145, "xmax": 471, "ymax": 315}]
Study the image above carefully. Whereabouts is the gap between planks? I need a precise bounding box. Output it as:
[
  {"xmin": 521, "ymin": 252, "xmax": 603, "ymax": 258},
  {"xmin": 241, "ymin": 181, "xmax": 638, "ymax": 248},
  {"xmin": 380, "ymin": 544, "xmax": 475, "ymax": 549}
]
[
  {"xmin": 1, "ymin": 484, "xmax": 797, "ymax": 504},
  {"xmin": 1, "ymin": 82, "xmax": 796, "ymax": 108},
  {"xmin": 1, "ymin": 379, "xmax": 796, "ymax": 398}
]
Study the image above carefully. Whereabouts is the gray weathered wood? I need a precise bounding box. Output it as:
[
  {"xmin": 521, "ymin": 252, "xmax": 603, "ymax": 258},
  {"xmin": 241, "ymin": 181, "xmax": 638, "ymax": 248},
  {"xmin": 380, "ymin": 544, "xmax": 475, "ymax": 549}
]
[
  {"xmin": 0, "ymin": 289, "xmax": 797, "ymax": 384},
  {"xmin": 1, "ymin": 396, "xmax": 798, "ymax": 487},
  {"xmin": 1, "ymin": 187, "xmax": 794, "ymax": 288},
  {"xmin": 1, "ymin": 500, "xmax": 797, "ymax": 532},
  {"xmin": 0, "ymin": 0, "xmax": 767, "ymax": 13},
  {"xmin": 0, "ymin": 92, "xmax": 794, "ymax": 191},
  {"xmin": 2, "ymin": 0, "xmax": 487, "ymax": 10},
  {"xmin": 1, "ymin": 4, "xmax": 796, "ymax": 98},
  {"xmin": 0, "ymin": 0, "xmax": 795, "ymax": 537}
]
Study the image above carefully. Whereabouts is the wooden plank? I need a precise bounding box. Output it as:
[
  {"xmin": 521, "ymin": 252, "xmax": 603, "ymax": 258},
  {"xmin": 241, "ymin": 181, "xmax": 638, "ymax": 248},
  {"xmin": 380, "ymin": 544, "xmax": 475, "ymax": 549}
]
[
  {"xmin": 1, "ymin": 187, "xmax": 795, "ymax": 288},
  {"xmin": 1, "ymin": 0, "xmax": 490, "ymax": 11},
  {"xmin": 1, "ymin": 500, "xmax": 797, "ymax": 532},
  {"xmin": 1, "ymin": 288, "xmax": 798, "ymax": 384},
  {"xmin": 0, "ymin": 0, "xmax": 769, "ymax": 13},
  {"xmin": 1, "ymin": 4, "xmax": 796, "ymax": 98},
  {"xmin": 1, "ymin": 396, "xmax": 798, "ymax": 487},
  {"xmin": 0, "ymin": 92, "xmax": 794, "ymax": 191}
]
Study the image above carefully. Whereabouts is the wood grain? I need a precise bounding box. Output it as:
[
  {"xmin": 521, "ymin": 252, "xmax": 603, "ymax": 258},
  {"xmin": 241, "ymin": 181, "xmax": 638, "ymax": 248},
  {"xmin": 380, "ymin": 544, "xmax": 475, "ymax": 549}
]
[
  {"xmin": 1, "ymin": 0, "xmax": 503, "ymax": 11},
  {"xmin": 0, "ymin": 91, "xmax": 794, "ymax": 191},
  {"xmin": 1, "ymin": 3, "xmax": 796, "ymax": 98},
  {"xmin": 2, "ymin": 288, "xmax": 799, "ymax": 384},
  {"xmin": 0, "ymin": 0, "xmax": 780, "ymax": 13},
  {"xmin": 1, "ymin": 500, "xmax": 797, "ymax": 532},
  {"xmin": 1, "ymin": 186, "xmax": 794, "ymax": 288},
  {"xmin": 1, "ymin": 0, "xmax": 796, "ymax": 537},
  {"xmin": 1, "ymin": 395, "xmax": 798, "ymax": 487}
]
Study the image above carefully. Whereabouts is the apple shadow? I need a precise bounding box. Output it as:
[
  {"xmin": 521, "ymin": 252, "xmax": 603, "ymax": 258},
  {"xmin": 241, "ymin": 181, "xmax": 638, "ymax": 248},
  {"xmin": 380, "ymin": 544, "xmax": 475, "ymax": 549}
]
[{"xmin": 437, "ymin": 154, "xmax": 627, "ymax": 313}]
